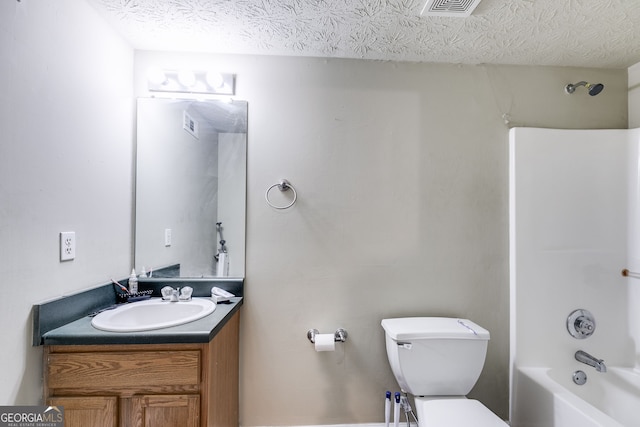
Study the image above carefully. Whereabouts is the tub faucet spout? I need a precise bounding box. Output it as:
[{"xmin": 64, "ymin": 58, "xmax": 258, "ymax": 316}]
[{"xmin": 575, "ymin": 350, "xmax": 607, "ymax": 373}]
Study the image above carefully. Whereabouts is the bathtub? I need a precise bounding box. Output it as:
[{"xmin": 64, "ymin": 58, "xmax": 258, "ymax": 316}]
[{"xmin": 511, "ymin": 366, "xmax": 640, "ymax": 427}]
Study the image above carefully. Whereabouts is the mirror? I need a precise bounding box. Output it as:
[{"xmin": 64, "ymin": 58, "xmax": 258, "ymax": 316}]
[{"xmin": 135, "ymin": 98, "xmax": 247, "ymax": 278}]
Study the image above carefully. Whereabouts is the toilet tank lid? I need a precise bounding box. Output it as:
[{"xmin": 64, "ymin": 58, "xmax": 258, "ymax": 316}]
[{"xmin": 381, "ymin": 317, "xmax": 490, "ymax": 340}]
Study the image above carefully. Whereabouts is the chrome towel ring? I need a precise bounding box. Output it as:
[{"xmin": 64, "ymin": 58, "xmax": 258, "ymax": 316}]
[{"xmin": 265, "ymin": 179, "xmax": 297, "ymax": 209}]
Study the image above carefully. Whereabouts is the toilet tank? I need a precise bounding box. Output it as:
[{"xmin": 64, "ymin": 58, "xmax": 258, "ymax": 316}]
[{"xmin": 381, "ymin": 317, "xmax": 490, "ymax": 396}]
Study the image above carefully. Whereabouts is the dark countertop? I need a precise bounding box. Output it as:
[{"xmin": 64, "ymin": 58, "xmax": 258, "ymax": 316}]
[{"xmin": 41, "ymin": 297, "xmax": 243, "ymax": 346}]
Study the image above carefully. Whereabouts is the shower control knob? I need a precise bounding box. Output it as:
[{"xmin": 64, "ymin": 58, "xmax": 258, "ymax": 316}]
[
  {"xmin": 576, "ymin": 318, "xmax": 594, "ymax": 333},
  {"xmin": 567, "ymin": 309, "xmax": 596, "ymax": 339}
]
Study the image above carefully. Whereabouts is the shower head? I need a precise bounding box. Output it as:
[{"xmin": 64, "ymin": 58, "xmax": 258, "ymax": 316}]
[{"xmin": 565, "ymin": 81, "xmax": 604, "ymax": 96}]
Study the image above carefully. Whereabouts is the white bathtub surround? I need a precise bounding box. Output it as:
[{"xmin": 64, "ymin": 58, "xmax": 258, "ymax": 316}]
[{"xmin": 509, "ymin": 128, "xmax": 640, "ymax": 426}]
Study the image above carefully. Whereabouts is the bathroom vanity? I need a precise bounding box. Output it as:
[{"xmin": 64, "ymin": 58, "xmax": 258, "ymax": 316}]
[
  {"xmin": 43, "ymin": 310, "xmax": 238, "ymax": 427},
  {"xmin": 34, "ymin": 280, "xmax": 243, "ymax": 427}
]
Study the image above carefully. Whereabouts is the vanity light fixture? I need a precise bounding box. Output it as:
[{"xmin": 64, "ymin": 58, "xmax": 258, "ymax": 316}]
[
  {"xmin": 204, "ymin": 72, "xmax": 221, "ymax": 88},
  {"xmin": 147, "ymin": 68, "xmax": 236, "ymax": 95},
  {"xmin": 177, "ymin": 70, "xmax": 197, "ymax": 87}
]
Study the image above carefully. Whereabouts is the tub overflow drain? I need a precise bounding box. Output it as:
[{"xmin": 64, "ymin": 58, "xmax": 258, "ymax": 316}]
[{"xmin": 573, "ymin": 370, "xmax": 587, "ymax": 385}]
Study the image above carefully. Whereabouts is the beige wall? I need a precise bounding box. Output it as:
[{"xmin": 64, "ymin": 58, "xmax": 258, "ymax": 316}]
[
  {"xmin": 245, "ymin": 61, "xmax": 626, "ymax": 425},
  {"xmin": 135, "ymin": 52, "xmax": 628, "ymax": 424}
]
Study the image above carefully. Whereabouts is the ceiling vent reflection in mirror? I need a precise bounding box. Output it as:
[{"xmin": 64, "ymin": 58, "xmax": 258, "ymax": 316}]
[
  {"xmin": 147, "ymin": 68, "xmax": 236, "ymax": 95},
  {"xmin": 420, "ymin": 0, "xmax": 482, "ymax": 17}
]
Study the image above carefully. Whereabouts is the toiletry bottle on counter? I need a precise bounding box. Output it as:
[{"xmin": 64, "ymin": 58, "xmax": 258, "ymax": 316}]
[{"xmin": 129, "ymin": 268, "xmax": 138, "ymax": 294}]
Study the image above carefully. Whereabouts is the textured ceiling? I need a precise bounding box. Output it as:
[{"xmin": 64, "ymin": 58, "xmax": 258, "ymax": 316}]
[{"xmin": 87, "ymin": 0, "xmax": 640, "ymax": 68}]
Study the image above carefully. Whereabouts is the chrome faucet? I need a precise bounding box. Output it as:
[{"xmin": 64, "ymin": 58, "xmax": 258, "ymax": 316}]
[
  {"xmin": 575, "ymin": 350, "xmax": 607, "ymax": 373},
  {"xmin": 161, "ymin": 286, "xmax": 193, "ymax": 302},
  {"xmin": 161, "ymin": 286, "xmax": 181, "ymax": 302}
]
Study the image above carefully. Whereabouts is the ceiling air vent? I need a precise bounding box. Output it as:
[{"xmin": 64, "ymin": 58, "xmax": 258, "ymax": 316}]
[{"xmin": 420, "ymin": 0, "xmax": 482, "ymax": 17}]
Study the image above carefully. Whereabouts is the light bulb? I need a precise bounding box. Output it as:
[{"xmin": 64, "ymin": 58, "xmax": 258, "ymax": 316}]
[{"xmin": 206, "ymin": 72, "xmax": 224, "ymax": 89}]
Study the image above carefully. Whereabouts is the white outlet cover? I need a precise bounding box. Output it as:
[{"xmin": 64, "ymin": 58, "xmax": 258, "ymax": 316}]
[{"xmin": 60, "ymin": 231, "xmax": 76, "ymax": 261}]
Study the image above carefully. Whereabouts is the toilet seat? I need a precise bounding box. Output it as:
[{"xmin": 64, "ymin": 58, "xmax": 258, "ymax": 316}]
[{"xmin": 415, "ymin": 398, "xmax": 507, "ymax": 427}]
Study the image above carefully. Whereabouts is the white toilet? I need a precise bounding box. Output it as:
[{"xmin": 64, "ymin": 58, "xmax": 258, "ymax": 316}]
[{"xmin": 381, "ymin": 317, "xmax": 507, "ymax": 427}]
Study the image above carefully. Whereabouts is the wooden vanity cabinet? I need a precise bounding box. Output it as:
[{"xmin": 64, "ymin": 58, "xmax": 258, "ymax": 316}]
[{"xmin": 43, "ymin": 311, "xmax": 239, "ymax": 427}]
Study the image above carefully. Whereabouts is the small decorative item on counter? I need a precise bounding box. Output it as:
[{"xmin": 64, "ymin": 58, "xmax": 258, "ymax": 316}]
[
  {"xmin": 211, "ymin": 287, "xmax": 234, "ymax": 303},
  {"xmin": 116, "ymin": 289, "xmax": 153, "ymax": 304},
  {"xmin": 128, "ymin": 269, "xmax": 138, "ymax": 293}
]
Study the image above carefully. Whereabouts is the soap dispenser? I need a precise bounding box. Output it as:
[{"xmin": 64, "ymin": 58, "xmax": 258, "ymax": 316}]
[{"xmin": 128, "ymin": 269, "xmax": 138, "ymax": 294}]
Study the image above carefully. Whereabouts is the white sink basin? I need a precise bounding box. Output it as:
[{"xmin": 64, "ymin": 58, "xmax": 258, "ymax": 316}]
[{"xmin": 91, "ymin": 298, "xmax": 216, "ymax": 332}]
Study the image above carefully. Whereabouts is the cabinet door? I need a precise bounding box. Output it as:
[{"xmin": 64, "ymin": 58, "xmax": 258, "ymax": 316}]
[
  {"xmin": 47, "ymin": 396, "xmax": 117, "ymax": 427},
  {"xmin": 131, "ymin": 394, "xmax": 199, "ymax": 427}
]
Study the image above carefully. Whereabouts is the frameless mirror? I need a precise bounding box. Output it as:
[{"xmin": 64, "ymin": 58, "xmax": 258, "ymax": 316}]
[{"xmin": 135, "ymin": 98, "xmax": 247, "ymax": 278}]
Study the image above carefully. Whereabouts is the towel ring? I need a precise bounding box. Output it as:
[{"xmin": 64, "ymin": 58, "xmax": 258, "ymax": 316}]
[{"xmin": 265, "ymin": 179, "xmax": 297, "ymax": 209}]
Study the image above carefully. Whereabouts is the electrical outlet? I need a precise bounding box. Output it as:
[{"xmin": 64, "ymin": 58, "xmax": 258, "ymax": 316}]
[
  {"xmin": 60, "ymin": 231, "xmax": 76, "ymax": 261},
  {"xmin": 164, "ymin": 228, "xmax": 172, "ymax": 247}
]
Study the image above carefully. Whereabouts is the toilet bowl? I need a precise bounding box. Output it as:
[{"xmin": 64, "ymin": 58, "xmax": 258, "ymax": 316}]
[
  {"xmin": 414, "ymin": 398, "xmax": 506, "ymax": 427},
  {"xmin": 381, "ymin": 317, "xmax": 507, "ymax": 427}
]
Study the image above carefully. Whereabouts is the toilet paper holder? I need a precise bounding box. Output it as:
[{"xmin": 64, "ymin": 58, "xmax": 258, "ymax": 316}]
[{"xmin": 307, "ymin": 328, "xmax": 348, "ymax": 343}]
